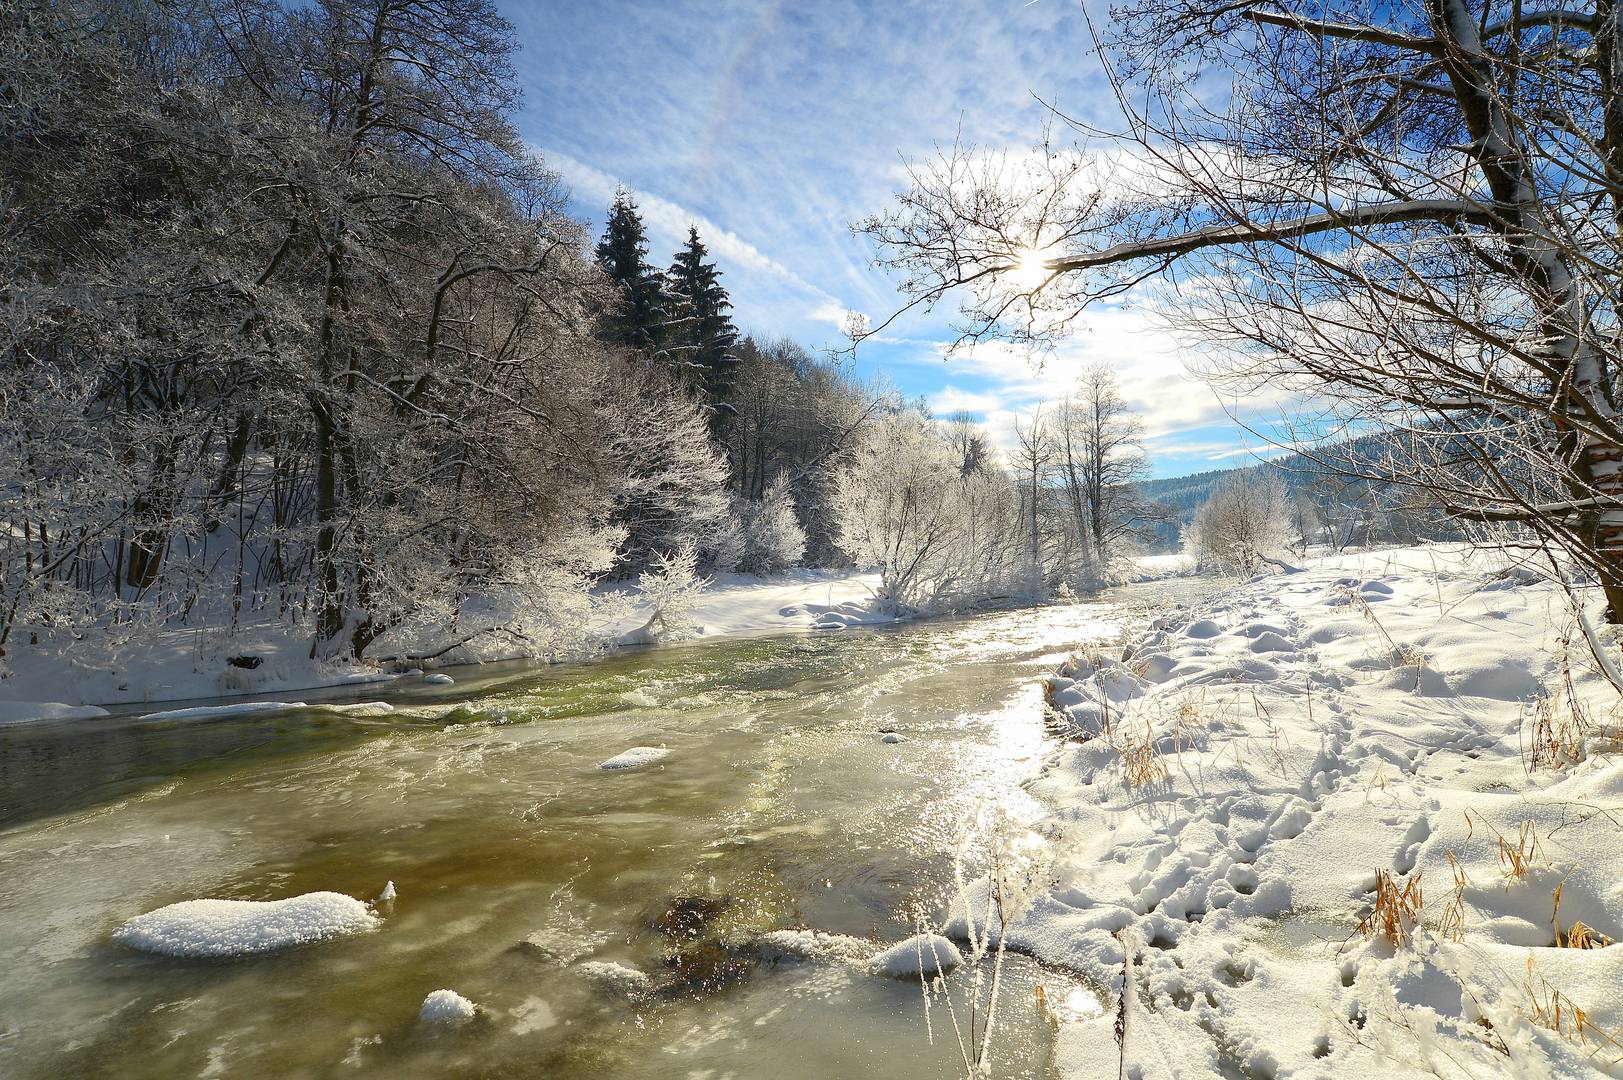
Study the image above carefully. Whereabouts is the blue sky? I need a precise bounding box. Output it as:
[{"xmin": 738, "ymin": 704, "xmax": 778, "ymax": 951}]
[{"xmin": 502, "ymin": 0, "xmax": 1280, "ymax": 479}]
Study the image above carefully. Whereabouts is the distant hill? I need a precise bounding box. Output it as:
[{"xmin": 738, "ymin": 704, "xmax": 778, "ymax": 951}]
[{"xmin": 1137, "ymin": 436, "xmax": 1458, "ymax": 551}]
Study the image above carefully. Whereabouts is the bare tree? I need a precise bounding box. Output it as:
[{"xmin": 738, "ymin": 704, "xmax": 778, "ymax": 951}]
[
  {"xmin": 860, "ymin": 0, "xmax": 1623, "ymax": 624},
  {"xmin": 1011, "ymin": 407, "xmax": 1052, "ymax": 595}
]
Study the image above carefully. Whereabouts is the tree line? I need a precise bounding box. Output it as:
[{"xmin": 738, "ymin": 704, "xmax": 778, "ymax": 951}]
[{"xmin": 0, "ymin": 0, "xmax": 878, "ymax": 666}]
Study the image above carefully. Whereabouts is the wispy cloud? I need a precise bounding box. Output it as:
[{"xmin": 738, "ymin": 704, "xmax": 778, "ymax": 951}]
[{"xmin": 503, "ymin": 0, "xmax": 1261, "ymax": 475}]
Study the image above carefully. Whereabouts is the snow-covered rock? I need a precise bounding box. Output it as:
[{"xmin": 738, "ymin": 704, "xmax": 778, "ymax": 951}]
[
  {"xmin": 419, "ymin": 989, "xmax": 477, "ymax": 1023},
  {"xmin": 576, "ymin": 960, "xmax": 650, "ymax": 994},
  {"xmin": 422, "ymin": 673, "xmax": 455, "ymax": 685},
  {"xmin": 881, "ymin": 732, "xmax": 907, "ymax": 744},
  {"xmin": 870, "ymin": 933, "xmax": 963, "ymax": 978},
  {"xmin": 112, "ymin": 891, "xmax": 379, "ymax": 958},
  {"xmin": 598, "ymin": 746, "xmax": 669, "ymax": 770}
]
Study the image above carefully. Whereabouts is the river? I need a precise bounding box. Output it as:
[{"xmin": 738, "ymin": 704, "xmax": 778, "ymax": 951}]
[{"xmin": 0, "ymin": 581, "xmax": 1209, "ymax": 1079}]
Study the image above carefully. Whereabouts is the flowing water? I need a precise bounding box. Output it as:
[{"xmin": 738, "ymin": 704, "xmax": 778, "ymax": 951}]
[{"xmin": 0, "ymin": 582, "xmax": 1208, "ymax": 1079}]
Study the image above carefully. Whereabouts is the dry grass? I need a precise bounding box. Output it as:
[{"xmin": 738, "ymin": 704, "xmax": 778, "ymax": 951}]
[
  {"xmin": 1437, "ymin": 850, "xmax": 1469, "ymax": 944},
  {"xmin": 1523, "ymin": 957, "xmax": 1623, "ymax": 1054},
  {"xmin": 1496, "ymin": 819, "xmax": 1542, "ymax": 882},
  {"xmin": 1120, "ymin": 721, "xmax": 1169, "ymax": 787},
  {"xmin": 1358, "ymin": 869, "xmax": 1424, "ymax": 949},
  {"xmin": 1527, "ymin": 642, "xmax": 1593, "ymax": 771},
  {"xmin": 1552, "ymin": 880, "xmax": 1615, "ymax": 950}
]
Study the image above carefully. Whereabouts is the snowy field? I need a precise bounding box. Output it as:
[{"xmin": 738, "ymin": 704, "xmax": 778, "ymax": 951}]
[
  {"xmin": 0, "ymin": 569, "xmax": 885, "ymax": 721},
  {"xmin": 997, "ymin": 545, "xmax": 1623, "ymax": 1078}
]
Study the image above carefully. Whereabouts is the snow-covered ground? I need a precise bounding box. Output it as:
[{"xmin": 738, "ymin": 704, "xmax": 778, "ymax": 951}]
[
  {"xmin": 988, "ymin": 545, "xmax": 1623, "ymax": 1078},
  {"xmin": 0, "ymin": 569, "xmax": 886, "ymax": 720}
]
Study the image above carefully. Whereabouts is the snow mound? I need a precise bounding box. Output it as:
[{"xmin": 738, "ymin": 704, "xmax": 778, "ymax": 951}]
[
  {"xmin": 871, "ymin": 933, "xmax": 963, "ymax": 978},
  {"xmin": 598, "ymin": 746, "xmax": 669, "ymax": 770},
  {"xmin": 577, "ymin": 960, "xmax": 650, "ymax": 994},
  {"xmin": 881, "ymin": 732, "xmax": 908, "ymax": 744},
  {"xmin": 318, "ymin": 701, "xmax": 394, "ymax": 717},
  {"xmin": 140, "ymin": 700, "xmax": 307, "ymax": 722},
  {"xmin": 422, "ymin": 673, "xmax": 455, "ymax": 685},
  {"xmin": 754, "ymin": 928, "xmax": 874, "ymax": 964},
  {"xmin": 112, "ymin": 891, "xmax": 379, "ymax": 958},
  {"xmin": 419, "ymin": 988, "xmax": 477, "ymax": 1023},
  {"xmin": 0, "ymin": 701, "xmax": 110, "ymax": 726}
]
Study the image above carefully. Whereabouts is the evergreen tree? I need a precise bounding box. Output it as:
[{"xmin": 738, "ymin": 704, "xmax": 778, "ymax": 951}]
[
  {"xmin": 594, "ymin": 192, "xmax": 668, "ymax": 356},
  {"xmin": 666, "ymin": 226, "xmax": 740, "ymax": 433}
]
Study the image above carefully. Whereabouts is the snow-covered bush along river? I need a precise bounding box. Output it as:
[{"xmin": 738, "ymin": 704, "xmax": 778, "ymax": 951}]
[{"xmin": 0, "ymin": 581, "xmax": 1208, "ymax": 1079}]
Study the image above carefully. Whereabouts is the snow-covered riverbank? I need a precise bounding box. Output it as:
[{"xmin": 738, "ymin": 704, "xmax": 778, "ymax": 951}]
[
  {"xmin": 1000, "ymin": 545, "xmax": 1623, "ymax": 1078},
  {"xmin": 0, "ymin": 570, "xmax": 887, "ymax": 722}
]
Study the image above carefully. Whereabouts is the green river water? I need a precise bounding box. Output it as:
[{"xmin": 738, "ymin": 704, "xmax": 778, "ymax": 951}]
[{"xmin": 0, "ymin": 582, "xmax": 1208, "ymax": 1079}]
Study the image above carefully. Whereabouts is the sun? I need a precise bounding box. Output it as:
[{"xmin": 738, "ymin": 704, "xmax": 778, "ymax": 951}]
[{"xmin": 1008, "ymin": 245, "xmax": 1052, "ymax": 291}]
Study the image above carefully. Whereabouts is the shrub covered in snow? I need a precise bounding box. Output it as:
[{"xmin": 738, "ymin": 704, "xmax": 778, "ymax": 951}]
[
  {"xmin": 1189, "ymin": 472, "xmax": 1297, "ymax": 576},
  {"xmin": 627, "ymin": 541, "xmax": 707, "ymax": 643},
  {"xmin": 733, "ymin": 475, "xmax": 808, "ymax": 575}
]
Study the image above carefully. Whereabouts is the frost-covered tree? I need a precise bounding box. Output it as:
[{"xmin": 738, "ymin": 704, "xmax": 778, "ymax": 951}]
[
  {"xmin": 0, "ymin": 1, "xmax": 714, "ymax": 666},
  {"xmin": 602, "ymin": 364, "xmax": 733, "ymax": 576},
  {"xmin": 1190, "ymin": 474, "xmax": 1297, "ymax": 576},
  {"xmin": 735, "ymin": 474, "xmax": 808, "ymax": 575},
  {"xmin": 831, "ymin": 409, "xmax": 1025, "ymax": 610}
]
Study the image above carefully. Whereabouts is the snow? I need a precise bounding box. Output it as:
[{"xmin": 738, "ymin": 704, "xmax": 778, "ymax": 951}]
[
  {"xmin": 881, "ymin": 732, "xmax": 907, "ymax": 744},
  {"xmin": 0, "ymin": 570, "xmax": 886, "ymax": 712},
  {"xmin": 139, "ymin": 701, "xmax": 310, "ymax": 722},
  {"xmin": 418, "ymin": 989, "xmax": 477, "ymax": 1023},
  {"xmin": 112, "ymin": 891, "xmax": 380, "ymax": 958},
  {"xmin": 979, "ymin": 546, "xmax": 1623, "ymax": 1078},
  {"xmin": 135, "ymin": 700, "xmax": 395, "ymax": 722},
  {"xmin": 612, "ymin": 569, "xmax": 888, "ymax": 643},
  {"xmin": 576, "ymin": 960, "xmax": 651, "ymax": 994},
  {"xmin": 0, "ymin": 701, "xmax": 109, "ymax": 726},
  {"xmin": 598, "ymin": 746, "xmax": 669, "ymax": 770},
  {"xmin": 871, "ymin": 933, "xmax": 964, "ymax": 978}
]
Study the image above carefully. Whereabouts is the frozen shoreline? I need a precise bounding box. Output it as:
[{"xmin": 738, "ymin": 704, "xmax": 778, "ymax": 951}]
[{"xmin": 0, "ymin": 569, "xmax": 889, "ymax": 722}]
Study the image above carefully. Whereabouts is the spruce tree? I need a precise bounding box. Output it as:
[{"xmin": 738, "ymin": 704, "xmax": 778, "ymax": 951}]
[
  {"xmin": 666, "ymin": 226, "xmax": 740, "ymax": 434},
  {"xmin": 594, "ymin": 192, "xmax": 668, "ymax": 356}
]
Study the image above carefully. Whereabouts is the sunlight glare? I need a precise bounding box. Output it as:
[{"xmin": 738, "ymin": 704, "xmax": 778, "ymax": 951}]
[{"xmin": 1009, "ymin": 246, "xmax": 1051, "ymax": 291}]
